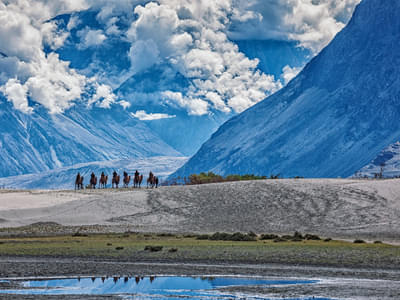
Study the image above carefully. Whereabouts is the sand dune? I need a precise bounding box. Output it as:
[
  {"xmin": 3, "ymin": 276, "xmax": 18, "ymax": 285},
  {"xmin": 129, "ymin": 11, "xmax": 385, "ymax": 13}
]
[{"xmin": 0, "ymin": 179, "xmax": 399, "ymax": 241}]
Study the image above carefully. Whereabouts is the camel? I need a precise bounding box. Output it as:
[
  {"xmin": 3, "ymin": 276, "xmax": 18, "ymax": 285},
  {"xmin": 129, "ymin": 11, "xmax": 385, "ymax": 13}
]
[
  {"xmin": 90, "ymin": 172, "xmax": 97, "ymax": 189},
  {"xmin": 147, "ymin": 172, "xmax": 159, "ymax": 188},
  {"xmin": 123, "ymin": 171, "xmax": 131, "ymax": 188},
  {"xmin": 133, "ymin": 170, "xmax": 143, "ymax": 188},
  {"xmin": 75, "ymin": 173, "xmax": 84, "ymax": 190},
  {"xmin": 112, "ymin": 171, "xmax": 120, "ymax": 188},
  {"xmin": 99, "ymin": 172, "xmax": 108, "ymax": 188}
]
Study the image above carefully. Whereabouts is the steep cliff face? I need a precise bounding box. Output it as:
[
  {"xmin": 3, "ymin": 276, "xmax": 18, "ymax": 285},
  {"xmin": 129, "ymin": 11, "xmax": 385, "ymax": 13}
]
[{"xmin": 172, "ymin": 0, "xmax": 400, "ymax": 178}]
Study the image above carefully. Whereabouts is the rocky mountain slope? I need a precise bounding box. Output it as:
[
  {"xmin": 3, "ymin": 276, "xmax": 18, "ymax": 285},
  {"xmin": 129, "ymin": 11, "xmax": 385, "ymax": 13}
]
[{"xmin": 173, "ymin": 0, "xmax": 400, "ymax": 178}]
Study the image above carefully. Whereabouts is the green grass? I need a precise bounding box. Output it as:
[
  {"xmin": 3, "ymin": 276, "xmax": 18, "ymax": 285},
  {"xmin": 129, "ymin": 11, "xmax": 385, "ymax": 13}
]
[{"xmin": 0, "ymin": 233, "xmax": 399, "ymax": 269}]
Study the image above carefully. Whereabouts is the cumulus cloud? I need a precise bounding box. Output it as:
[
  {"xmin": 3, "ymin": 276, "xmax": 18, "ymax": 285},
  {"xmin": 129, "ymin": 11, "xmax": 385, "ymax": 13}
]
[
  {"xmin": 281, "ymin": 65, "xmax": 302, "ymax": 85},
  {"xmin": 131, "ymin": 110, "xmax": 176, "ymax": 121},
  {"xmin": 126, "ymin": 0, "xmax": 282, "ymax": 115},
  {"xmin": 0, "ymin": 0, "xmax": 118, "ymax": 114},
  {"xmin": 0, "ymin": 0, "xmax": 361, "ymax": 116},
  {"xmin": 229, "ymin": 0, "xmax": 361, "ymax": 54},
  {"xmin": 77, "ymin": 27, "xmax": 107, "ymax": 49},
  {"xmin": 0, "ymin": 78, "xmax": 32, "ymax": 113}
]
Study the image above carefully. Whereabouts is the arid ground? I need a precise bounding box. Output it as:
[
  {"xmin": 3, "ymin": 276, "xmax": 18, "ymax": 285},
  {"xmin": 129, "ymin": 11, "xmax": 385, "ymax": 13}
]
[
  {"xmin": 1, "ymin": 178, "xmax": 400, "ymax": 242},
  {"xmin": 0, "ymin": 179, "xmax": 400, "ymax": 299}
]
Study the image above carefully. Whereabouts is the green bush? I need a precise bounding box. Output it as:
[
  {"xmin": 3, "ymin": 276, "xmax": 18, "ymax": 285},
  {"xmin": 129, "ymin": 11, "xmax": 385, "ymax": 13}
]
[
  {"xmin": 353, "ymin": 239, "xmax": 366, "ymax": 244},
  {"xmin": 196, "ymin": 234, "xmax": 210, "ymax": 240},
  {"xmin": 187, "ymin": 172, "xmax": 267, "ymax": 185},
  {"xmin": 260, "ymin": 234, "xmax": 279, "ymax": 240},
  {"xmin": 304, "ymin": 234, "xmax": 321, "ymax": 240}
]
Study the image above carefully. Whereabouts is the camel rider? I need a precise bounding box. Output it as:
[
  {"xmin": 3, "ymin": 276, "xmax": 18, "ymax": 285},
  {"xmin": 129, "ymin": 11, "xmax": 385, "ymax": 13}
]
[
  {"xmin": 123, "ymin": 171, "xmax": 128, "ymax": 177},
  {"xmin": 149, "ymin": 171, "xmax": 153, "ymax": 179},
  {"xmin": 135, "ymin": 170, "xmax": 139, "ymax": 177},
  {"xmin": 113, "ymin": 170, "xmax": 117, "ymax": 178},
  {"xmin": 101, "ymin": 171, "xmax": 105, "ymax": 177},
  {"xmin": 76, "ymin": 173, "xmax": 81, "ymax": 181},
  {"xmin": 91, "ymin": 172, "xmax": 95, "ymax": 178}
]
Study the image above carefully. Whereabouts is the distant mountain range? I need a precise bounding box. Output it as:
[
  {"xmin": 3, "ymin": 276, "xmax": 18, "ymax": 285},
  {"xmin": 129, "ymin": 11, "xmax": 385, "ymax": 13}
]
[
  {"xmin": 0, "ymin": 7, "xmax": 310, "ymax": 182},
  {"xmin": 0, "ymin": 97, "xmax": 180, "ymax": 178},
  {"xmin": 0, "ymin": 156, "xmax": 187, "ymax": 190},
  {"xmin": 172, "ymin": 0, "xmax": 400, "ymax": 179}
]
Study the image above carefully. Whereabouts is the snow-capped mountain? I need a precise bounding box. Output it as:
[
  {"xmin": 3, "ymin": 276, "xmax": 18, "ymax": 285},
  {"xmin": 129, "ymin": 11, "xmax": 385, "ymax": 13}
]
[
  {"xmin": 0, "ymin": 96, "xmax": 180, "ymax": 178},
  {"xmin": 0, "ymin": 156, "xmax": 187, "ymax": 190},
  {"xmin": 356, "ymin": 142, "xmax": 400, "ymax": 178},
  {"xmin": 172, "ymin": 0, "xmax": 400, "ymax": 179}
]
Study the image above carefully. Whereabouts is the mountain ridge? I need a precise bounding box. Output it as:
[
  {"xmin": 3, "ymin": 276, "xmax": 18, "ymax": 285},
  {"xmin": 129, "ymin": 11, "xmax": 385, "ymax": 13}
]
[{"xmin": 172, "ymin": 0, "xmax": 400, "ymax": 179}]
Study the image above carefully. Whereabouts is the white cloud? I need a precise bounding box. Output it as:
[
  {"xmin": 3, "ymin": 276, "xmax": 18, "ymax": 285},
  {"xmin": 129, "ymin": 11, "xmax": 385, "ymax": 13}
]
[
  {"xmin": 0, "ymin": 0, "xmax": 120, "ymax": 114},
  {"xmin": 0, "ymin": 0, "xmax": 361, "ymax": 116},
  {"xmin": 281, "ymin": 65, "xmax": 302, "ymax": 85},
  {"xmin": 131, "ymin": 110, "xmax": 176, "ymax": 121},
  {"xmin": 88, "ymin": 83, "xmax": 117, "ymax": 108},
  {"xmin": 229, "ymin": 0, "xmax": 361, "ymax": 54},
  {"xmin": 77, "ymin": 27, "xmax": 107, "ymax": 49},
  {"xmin": 126, "ymin": 1, "xmax": 282, "ymax": 115},
  {"xmin": 0, "ymin": 78, "xmax": 32, "ymax": 113}
]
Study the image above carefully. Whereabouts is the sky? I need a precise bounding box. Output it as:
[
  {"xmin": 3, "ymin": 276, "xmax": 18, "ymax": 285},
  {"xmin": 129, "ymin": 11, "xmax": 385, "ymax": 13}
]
[{"xmin": 0, "ymin": 0, "xmax": 360, "ymax": 117}]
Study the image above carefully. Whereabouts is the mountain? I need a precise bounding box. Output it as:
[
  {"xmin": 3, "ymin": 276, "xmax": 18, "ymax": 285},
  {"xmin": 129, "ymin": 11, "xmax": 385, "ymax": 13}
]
[
  {"xmin": 0, "ymin": 156, "xmax": 187, "ymax": 190},
  {"xmin": 54, "ymin": 12, "xmax": 310, "ymax": 156},
  {"xmin": 356, "ymin": 142, "xmax": 400, "ymax": 178},
  {"xmin": 172, "ymin": 0, "xmax": 400, "ymax": 179},
  {"xmin": 0, "ymin": 96, "xmax": 180, "ymax": 178}
]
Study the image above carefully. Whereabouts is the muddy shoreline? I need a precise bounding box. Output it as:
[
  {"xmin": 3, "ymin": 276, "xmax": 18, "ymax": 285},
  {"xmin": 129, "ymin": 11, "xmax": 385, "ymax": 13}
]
[{"xmin": 1, "ymin": 256, "xmax": 400, "ymax": 299}]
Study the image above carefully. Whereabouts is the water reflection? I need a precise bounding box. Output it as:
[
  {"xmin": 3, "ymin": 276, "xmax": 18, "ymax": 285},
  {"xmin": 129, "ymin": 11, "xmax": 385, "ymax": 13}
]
[{"xmin": 0, "ymin": 276, "xmax": 330, "ymax": 299}]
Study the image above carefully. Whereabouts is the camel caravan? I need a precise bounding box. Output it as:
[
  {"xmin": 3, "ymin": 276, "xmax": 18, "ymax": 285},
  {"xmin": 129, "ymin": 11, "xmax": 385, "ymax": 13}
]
[{"xmin": 74, "ymin": 170, "xmax": 158, "ymax": 190}]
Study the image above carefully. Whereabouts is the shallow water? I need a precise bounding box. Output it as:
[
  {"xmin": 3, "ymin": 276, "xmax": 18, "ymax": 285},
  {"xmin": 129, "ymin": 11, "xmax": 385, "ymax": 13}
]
[{"xmin": 0, "ymin": 276, "xmax": 332, "ymax": 299}]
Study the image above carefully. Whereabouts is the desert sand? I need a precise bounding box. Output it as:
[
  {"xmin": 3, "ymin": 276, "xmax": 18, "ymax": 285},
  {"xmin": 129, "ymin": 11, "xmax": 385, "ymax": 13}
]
[{"xmin": 0, "ymin": 179, "xmax": 399, "ymax": 241}]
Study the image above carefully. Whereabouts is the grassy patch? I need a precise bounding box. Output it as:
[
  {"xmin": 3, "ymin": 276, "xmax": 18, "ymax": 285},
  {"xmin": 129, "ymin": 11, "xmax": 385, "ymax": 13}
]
[{"xmin": 0, "ymin": 233, "xmax": 399, "ymax": 269}]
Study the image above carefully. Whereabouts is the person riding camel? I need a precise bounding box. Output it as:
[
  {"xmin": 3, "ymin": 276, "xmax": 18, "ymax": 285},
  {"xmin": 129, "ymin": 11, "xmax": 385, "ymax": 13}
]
[
  {"xmin": 135, "ymin": 170, "xmax": 139, "ymax": 177},
  {"xmin": 149, "ymin": 171, "xmax": 153, "ymax": 179},
  {"xmin": 76, "ymin": 173, "xmax": 81, "ymax": 182},
  {"xmin": 113, "ymin": 170, "xmax": 117, "ymax": 178}
]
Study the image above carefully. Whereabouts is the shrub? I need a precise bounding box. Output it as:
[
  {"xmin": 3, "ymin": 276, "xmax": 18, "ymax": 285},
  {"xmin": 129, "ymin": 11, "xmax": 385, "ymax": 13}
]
[
  {"xmin": 273, "ymin": 237, "xmax": 287, "ymax": 243},
  {"xmin": 304, "ymin": 234, "xmax": 321, "ymax": 240},
  {"xmin": 374, "ymin": 240, "xmax": 382, "ymax": 244},
  {"xmin": 248, "ymin": 231, "xmax": 257, "ymax": 238},
  {"xmin": 168, "ymin": 248, "xmax": 178, "ymax": 253},
  {"xmin": 260, "ymin": 234, "xmax": 279, "ymax": 240},
  {"xmin": 187, "ymin": 172, "xmax": 267, "ymax": 185},
  {"xmin": 196, "ymin": 234, "xmax": 210, "ymax": 240},
  {"xmin": 115, "ymin": 247, "xmax": 124, "ymax": 250},
  {"xmin": 353, "ymin": 239, "xmax": 366, "ymax": 244},
  {"xmin": 209, "ymin": 232, "xmax": 231, "ymax": 241},
  {"xmin": 324, "ymin": 238, "xmax": 332, "ymax": 242},
  {"xmin": 293, "ymin": 231, "xmax": 304, "ymax": 239},
  {"xmin": 144, "ymin": 246, "xmax": 163, "ymax": 252}
]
